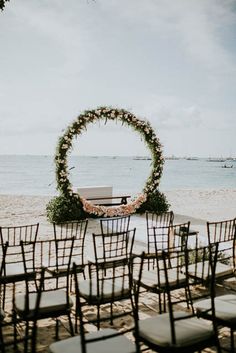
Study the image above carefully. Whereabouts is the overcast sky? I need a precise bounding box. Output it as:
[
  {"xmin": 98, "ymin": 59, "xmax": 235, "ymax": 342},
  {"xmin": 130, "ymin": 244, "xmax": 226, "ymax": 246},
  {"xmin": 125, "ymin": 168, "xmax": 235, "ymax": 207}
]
[{"xmin": 0, "ymin": 0, "xmax": 235, "ymax": 157}]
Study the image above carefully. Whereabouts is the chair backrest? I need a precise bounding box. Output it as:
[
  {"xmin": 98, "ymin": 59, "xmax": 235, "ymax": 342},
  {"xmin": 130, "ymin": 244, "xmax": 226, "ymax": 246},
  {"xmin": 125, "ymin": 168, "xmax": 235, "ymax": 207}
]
[
  {"xmin": 73, "ymin": 257, "xmax": 139, "ymax": 351},
  {"xmin": 146, "ymin": 211, "xmax": 174, "ymax": 243},
  {"xmin": 55, "ymin": 237, "xmax": 75, "ymax": 272},
  {"xmin": 53, "ymin": 220, "xmax": 88, "ymax": 266},
  {"xmin": 100, "ymin": 215, "xmax": 130, "ymax": 235},
  {"xmin": 207, "ymin": 218, "xmax": 236, "ymax": 279},
  {"xmin": 92, "ymin": 228, "xmax": 136, "ymax": 263},
  {"xmin": 207, "ymin": 218, "xmax": 236, "ymax": 243},
  {"xmin": 0, "ymin": 224, "xmax": 39, "ymax": 268},
  {"xmin": 0, "ymin": 223, "xmax": 39, "ymax": 246},
  {"xmin": 152, "ymin": 222, "xmax": 190, "ymax": 253},
  {"xmin": 21, "ymin": 238, "xmax": 74, "ymax": 290},
  {"xmin": 185, "ymin": 243, "xmax": 224, "ymax": 292}
]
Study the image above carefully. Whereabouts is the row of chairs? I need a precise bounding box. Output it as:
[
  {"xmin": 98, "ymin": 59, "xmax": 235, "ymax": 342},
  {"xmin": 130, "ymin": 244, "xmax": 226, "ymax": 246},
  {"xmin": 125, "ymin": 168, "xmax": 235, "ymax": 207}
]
[
  {"xmin": 1, "ymin": 214, "xmax": 236, "ymax": 352},
  {"xmin": 0, "ymin": 239, "xmax": 225, "ymax": 353}
]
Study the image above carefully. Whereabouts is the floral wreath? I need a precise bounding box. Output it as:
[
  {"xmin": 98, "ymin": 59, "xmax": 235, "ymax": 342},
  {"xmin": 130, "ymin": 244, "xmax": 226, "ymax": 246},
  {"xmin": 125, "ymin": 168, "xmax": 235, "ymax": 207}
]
[{"xmin": 55, "ymin": 106, "xmax": 164, "ymax": 217}]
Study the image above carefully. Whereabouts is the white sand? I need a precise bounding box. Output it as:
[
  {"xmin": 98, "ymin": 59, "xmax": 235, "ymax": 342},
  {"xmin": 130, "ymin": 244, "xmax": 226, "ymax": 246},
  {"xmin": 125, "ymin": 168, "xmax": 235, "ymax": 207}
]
[{"xmin": 0, "ymin": 189, "xmax": 235, "ymax": 241}]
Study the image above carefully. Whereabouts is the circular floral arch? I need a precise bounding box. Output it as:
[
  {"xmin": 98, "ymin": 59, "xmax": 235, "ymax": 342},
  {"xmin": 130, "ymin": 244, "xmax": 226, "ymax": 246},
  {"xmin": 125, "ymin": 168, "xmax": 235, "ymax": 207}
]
[{"xmin": 55, "ymin": 106, "xmax": 164, "ymax": 217}]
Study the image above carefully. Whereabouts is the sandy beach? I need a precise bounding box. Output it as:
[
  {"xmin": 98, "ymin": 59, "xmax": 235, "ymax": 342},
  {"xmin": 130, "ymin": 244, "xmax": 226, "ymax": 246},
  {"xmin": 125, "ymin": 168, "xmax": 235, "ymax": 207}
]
[
  {"xmin": 1, "ymin": 189, "xmax": 235, "ymax": 234},
  {"xmin": 1, "ymin": 189, "xmax": 236, "ymax": 352}
]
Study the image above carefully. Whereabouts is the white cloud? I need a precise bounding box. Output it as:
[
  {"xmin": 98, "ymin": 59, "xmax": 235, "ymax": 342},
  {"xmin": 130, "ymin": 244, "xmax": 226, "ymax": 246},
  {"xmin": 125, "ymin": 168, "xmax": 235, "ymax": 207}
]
[{"xmin": 0, "ymin": 0, "xmax": 235, "ymax": 156}]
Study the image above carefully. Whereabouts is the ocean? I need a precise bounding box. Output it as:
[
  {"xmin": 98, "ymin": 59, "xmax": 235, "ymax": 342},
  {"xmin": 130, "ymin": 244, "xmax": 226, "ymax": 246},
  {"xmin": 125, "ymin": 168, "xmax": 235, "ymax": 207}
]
[{"xmin": 0, "ymin": 155, "xmax": 235, "ymax": 196}]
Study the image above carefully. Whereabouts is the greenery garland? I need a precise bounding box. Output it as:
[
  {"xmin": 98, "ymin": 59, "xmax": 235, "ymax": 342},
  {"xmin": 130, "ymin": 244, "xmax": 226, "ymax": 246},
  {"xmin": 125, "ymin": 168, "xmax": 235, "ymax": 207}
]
[{"xmin": 51, "ymin": 106, "xmax": 165, "ymax": 218}]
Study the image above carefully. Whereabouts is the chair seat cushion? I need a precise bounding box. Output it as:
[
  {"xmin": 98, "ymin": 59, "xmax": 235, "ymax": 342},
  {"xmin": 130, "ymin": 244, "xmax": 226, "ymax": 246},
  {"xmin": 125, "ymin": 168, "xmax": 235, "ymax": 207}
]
[
  {"xmin": 138, "ymin": 311, "xmax": 214, "ymax": 348},
  {"xmin": 188, "ymin": 261, "xmax": 233, "ymax": 281},
  {"xmin": 3, "ymin": 263, "xmax": 26, "ymax": 282},
  {"xmin": 15, "ymin": 289, "xmax": 73, "ymax": 318},
  {"xmin": 78, "ymin": 278, "xmax": 130, "ymax": 303},
  {"xmin": 49, "ymin": 328, "xmax": 136, "ymax": 353},
  {"xmin": 195, "ymin": 294, "xmax": 236, "ymax": 324},
  {"xmin": 134, "ymin": 268, "xmax": 186, "ymax": 290}
]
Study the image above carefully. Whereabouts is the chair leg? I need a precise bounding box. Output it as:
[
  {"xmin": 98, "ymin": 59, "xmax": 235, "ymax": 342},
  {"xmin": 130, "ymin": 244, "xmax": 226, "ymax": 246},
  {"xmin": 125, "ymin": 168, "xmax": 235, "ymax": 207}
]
[
  {"xmin": 2, "ymin": 284, "xmax": 6, "ymax": 310},
  {"xmin": 97, "ymin": 304, "xmax": 100, "ymax": 330},
  {"xmin": 110, "ymin": 302, "xmax": 113, "ymax": 325},
  {"xmin": 24, "ymin": 321, "xmax": 29, "ymax": 353},
  {"xmin": 31, "ymin": 321, "xmax": 38, "ymax": 353},
  {"xmin": 68, "ymin": 313, "xmax": 74, "ymax": 336},
  {"xmin": 0, "ymin": 322, "xmax": 6, "ymax": 353},
  {"xmin": 13, "ymin": 310, "xmax": 18, "ymax": 350},
  {"xmin": 55, "ymin": 318, "xmax": 60, "ymax": 340},
  {"xmin": 230, "ymin": 328, "xmax": 235, "ymax": 352}
]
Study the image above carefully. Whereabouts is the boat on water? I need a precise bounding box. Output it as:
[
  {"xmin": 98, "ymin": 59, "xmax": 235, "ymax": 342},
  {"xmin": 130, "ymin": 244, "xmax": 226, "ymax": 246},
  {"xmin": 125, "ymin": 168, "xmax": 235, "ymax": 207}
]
[
  {"xmin": 207, "ymin": 158, "xmax": 226, "ymax": 162},
  {"xmin": 165, "ymin": 155, "xmax": 180, "ymax": 160},
  {"xmin": 186, "ymin": 157, "xmax": 199, "ymax": 161},
  {"xmin": 133, "ymin": 156, "xmax": 151, "ymax": 160},
  {"xmin": 222, "ymin": 164, "xmax": 233, "ymax": 168}
]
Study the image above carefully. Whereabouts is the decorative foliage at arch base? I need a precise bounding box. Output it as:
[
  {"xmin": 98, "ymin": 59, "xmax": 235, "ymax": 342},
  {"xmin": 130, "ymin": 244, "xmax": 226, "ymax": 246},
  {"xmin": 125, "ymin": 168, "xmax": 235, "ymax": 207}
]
[{"xmin": 46, "ymin": 106, "xmax": 169, "ymax": 221}]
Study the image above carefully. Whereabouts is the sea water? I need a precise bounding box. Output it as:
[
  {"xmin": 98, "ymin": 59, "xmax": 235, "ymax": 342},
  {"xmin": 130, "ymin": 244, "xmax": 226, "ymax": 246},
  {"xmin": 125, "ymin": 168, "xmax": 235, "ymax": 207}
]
[{"xmin": 0, "ymin": 155, "xmax": 235, "ymax": 196}]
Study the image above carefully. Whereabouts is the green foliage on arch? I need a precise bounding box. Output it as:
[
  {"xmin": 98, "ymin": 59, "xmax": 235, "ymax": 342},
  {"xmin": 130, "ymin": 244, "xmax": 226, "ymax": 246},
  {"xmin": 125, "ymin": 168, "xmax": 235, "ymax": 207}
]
[{"xmin": 46, "ymin": 106, "xmax": 170, "ymax": 221}]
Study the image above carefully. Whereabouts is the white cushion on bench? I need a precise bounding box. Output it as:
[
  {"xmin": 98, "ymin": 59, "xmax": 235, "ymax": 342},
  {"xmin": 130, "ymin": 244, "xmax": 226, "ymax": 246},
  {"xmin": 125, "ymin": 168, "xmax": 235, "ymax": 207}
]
[{"xmin": 77, "ymin": 186, "xmax": 113, "ymax": 205}]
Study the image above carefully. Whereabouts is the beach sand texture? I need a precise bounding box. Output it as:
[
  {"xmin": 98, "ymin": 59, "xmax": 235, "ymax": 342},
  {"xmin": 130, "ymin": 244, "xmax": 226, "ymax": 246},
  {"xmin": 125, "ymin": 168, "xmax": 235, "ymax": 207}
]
[{"xmin": 1, "ymin": 190, "xmax": 235, "ymax": 352}]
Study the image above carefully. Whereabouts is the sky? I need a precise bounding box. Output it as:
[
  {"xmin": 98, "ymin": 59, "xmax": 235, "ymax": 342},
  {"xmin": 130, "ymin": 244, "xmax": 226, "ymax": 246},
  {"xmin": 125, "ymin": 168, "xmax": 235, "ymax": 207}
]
[{"xmin": 0, "ymin": 0, "xmax": 236, "ymax": 157}]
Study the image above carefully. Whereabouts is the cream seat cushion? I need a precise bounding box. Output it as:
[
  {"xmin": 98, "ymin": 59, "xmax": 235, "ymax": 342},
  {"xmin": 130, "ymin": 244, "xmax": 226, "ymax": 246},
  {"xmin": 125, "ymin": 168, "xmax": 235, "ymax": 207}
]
[
  {"xmin": 195, "ymin": 294, "xmax": 236, "ymax": 323},
  {"xmin": 138, "ymin": 311, "xmax": 214, "ymax": 348},
  {"xmin": 49, "ymin": 328, "xmax": 136, "ymax": 353},
  {"xmin": 78, "ymin": 278, "xmax": 130, "ymax": 302},
  {"xmin": 134, "ymin": 268, "xmax": 186, "ymax": 290},
  {"xmin": 15, "ymin": 289, "xmax": 73, "ymax": 317},
  {"xmin": 4, "ymin": 263, "xmax": 26, "ymax": 281},
  {"xmin": 188, "ymin": 261, "xmax": 233, "ymax": 281}
]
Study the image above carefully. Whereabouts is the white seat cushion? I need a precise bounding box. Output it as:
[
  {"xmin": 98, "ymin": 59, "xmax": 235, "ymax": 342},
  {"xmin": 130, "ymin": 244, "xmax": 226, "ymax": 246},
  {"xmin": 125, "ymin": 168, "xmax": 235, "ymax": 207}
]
[
  {"xmin": 138, "ymin": 311, "xmax": 214, "ymax": 348},
  {"xmin": 195, "ymin": 294, "xmax": 236, "ymax": 324},
  {"xmin": 4, "ymin": 263, "xmax": 25, "ymax": 279},
  {"xmin": 15, "ymin": 289, "xmax": 73, "ymax": 317},
  {"xmin": 49, "ymin": 328, "xmax": 136, "ymax": 353},
  {"xmin": 135, "ymin": 268, "xmax": 186, "ymax": 290},
  {"xmin": 188, "ymin": 261, "xmax": 233, "ymax": 281},
  {"xmin": 78, "ymin": 278, "xmax": 130, "ymax": 302}
]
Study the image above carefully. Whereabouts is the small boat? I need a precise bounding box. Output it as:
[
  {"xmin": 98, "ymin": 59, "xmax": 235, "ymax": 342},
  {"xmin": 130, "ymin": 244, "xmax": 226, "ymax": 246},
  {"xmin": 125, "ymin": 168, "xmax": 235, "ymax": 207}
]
[
  {"xmin": 165, "ymin": 155, "xmax": 180, "ymax": 160},
  {"xmin": 222, "ymin": 164, "xmax": 233, "ymax": 168},
  {"xmin": 207, "ymin": 158, "xmax": 226, "ymax": 162},
  {"xmin": 133, "ymin": 156, "xmax": 151, "ymax": 160}
]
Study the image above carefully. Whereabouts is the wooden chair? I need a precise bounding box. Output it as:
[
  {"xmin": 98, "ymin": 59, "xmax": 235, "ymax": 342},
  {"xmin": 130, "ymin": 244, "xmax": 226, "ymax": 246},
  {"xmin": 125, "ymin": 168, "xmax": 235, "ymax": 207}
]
[
  {"xmin": 134, "ymin": 223, "xmax": 190, "ymax": 304},
  {"xmin": 92, "ymin": 228, "xmax": 136, "ymax": 263},
  {"xmin": 49, "ymin": 259, "xmax": 140, "ymax": 353},
  {"xmin": 194, "ymin": 241, "xmax": 236, "ymax": 352},
  {"xmin": 0, "ymin": 223, "xmax": 39, "ymax": 310},
  {"xmin": 146, "ymin": 211, "xmax": 174, "ymax": 253},
  {"xmin": 187, "ymin": 219, "xmax": 236, "ymax": 287},
  {"xmin": 134, "ymin": 250, "xmax": 221, "ymax": 352},
  {"xmin": 78, "ymin": 229, "xmax": 136, "ymax": 329},
  {"xmin": 100, "ymin": 215, "xmax": 130, "ymax": 235},
  {"xmin": 0, "ymin": 242, "xmax": 41, "ymax": 353},
  {"xmin": 13, "ymin": 239, "xmax": 75, "ymax": 346},
  {"xmin": 53, "ymin": 220, "xmax": 88, "ymax": 278}
]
